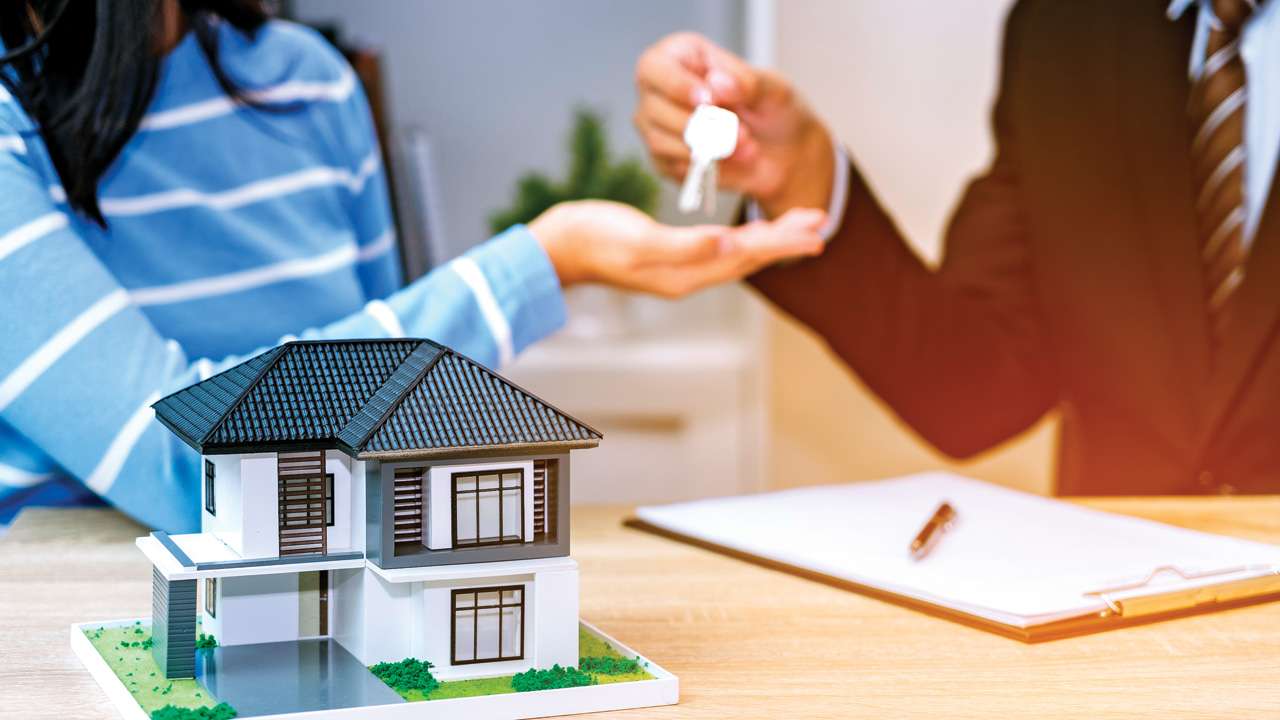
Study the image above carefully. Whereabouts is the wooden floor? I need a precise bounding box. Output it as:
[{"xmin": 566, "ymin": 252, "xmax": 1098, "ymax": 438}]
[{"xmin": 3, "ymin": 498, "xmax": 1280, "ymax": 719}]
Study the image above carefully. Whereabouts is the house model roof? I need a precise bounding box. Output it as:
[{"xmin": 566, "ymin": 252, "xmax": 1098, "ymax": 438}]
[{"xmin": 152, "ymin": 339, "xmax": 602, "ymax": 457}]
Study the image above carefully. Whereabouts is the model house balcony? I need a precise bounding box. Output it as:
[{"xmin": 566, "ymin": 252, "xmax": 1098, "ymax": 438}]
[
  {"xmin": 165, "ymin": 445, "xmax": 363, "ymax": 566},
  {"xmin": 141, "ymin": 531, "xmax": 365, "ymax": 574},
  {"xmin": 366, "ymin": 455, "xmax": 570, "ymax": 570}
]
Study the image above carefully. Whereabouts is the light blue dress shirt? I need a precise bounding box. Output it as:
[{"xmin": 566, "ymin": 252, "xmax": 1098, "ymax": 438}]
[{"xmin": 1168, "ymin": 0, "xmax": 1280, "ymax": 246}]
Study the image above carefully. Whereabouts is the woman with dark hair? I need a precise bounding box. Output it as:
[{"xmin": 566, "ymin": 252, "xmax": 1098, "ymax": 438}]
[{"xmin": 0, "ymin": 1, "xmax": 824, "ymax": 530}]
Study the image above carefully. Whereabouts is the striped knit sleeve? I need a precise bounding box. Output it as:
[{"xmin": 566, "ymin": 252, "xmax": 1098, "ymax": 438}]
[
  {"xmin": 318, "ymin": 52, "xmax": 401, "ymax": 301},
  {"xmin": 0, "ymin": 128, "xmax": 566, "ymax": 534}
]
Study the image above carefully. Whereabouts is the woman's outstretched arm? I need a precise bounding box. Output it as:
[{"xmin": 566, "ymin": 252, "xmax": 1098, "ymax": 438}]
[{"xmin": 0, "ymin": 117, "xmax": 565, "ymax": 533}]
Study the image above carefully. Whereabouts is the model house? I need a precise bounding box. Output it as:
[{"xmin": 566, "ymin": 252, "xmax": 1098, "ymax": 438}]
[{"xmin": 139, "ymin": 338, "xmax": 600, "ymax": 681}]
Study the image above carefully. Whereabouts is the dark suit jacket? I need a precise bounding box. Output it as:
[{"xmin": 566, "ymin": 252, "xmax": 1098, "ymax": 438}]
[{"xmin": 750, "ymin": 0, "xmax": 1280, "ymax": 495}]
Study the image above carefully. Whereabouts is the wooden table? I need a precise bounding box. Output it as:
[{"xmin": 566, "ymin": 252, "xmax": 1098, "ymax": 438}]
[{"xmin": 3, "ymin": 499, "xmax": 1280, "ymax": 719}]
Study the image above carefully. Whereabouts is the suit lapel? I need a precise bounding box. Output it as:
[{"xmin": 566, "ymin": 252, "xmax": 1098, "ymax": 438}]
[{"xmin": 1117, "ymin": 5, "xmax": 1210, "ymax": 425}]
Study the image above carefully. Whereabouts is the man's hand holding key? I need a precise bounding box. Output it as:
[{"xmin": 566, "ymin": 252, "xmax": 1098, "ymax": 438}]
[
  {"xmin": 633, "ymin": 32, "xmax": 835, "ymax": 221},
  {"xmin": 516, "ymin": 32, "xmax": 832, "ymax": 302}
]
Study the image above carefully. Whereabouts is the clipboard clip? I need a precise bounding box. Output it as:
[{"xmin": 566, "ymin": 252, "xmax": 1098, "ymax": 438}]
[{"xmin": 1081, "ymin": 564, "xmax": 1280, "ymax": 618}]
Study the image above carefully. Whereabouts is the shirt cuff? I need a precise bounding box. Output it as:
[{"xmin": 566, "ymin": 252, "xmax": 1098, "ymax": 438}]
[
  {"xmin": 745, "ymin": 142, "xmax": 850, "ymax": 242},
  {"xmin": 464, "ymin": 223, "xmax": 567, "ymax": 356}
]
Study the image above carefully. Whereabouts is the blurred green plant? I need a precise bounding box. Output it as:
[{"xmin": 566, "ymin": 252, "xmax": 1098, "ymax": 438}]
[{"xmin": 489, "ymin": 109, "xmax": 658, "ymax": 233}]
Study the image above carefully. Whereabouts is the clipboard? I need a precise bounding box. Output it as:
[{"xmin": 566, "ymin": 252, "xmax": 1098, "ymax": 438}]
[{"xmin": 624, "ymin": 474, "xmax": 1280, "ymax": 642}]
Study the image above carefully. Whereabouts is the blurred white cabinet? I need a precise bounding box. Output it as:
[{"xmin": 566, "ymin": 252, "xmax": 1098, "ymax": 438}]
[{"xmin": 503, "ymin": 332, "xmax": 767, "ymax": 504}]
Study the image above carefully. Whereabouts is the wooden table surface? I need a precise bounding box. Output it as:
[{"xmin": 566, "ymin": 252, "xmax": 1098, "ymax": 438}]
[{"xmin": 3, "ymin": 498, "xmax": 1280, "ymax": 719}]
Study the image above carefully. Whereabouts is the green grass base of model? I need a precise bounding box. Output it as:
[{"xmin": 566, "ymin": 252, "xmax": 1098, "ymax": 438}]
[
  {"xmin": 82, "ymin": 622, "xmax": 232, "ymax": 719},
  {"xmin": 84, "ymin": 621, "xmax": 652, "ymax": 712},
  {"xmin": 399, "ymin": 674, "xmax": 516, "ymax": 702},
  {"xmin": 377, "ymin": 625, "xmax": 655, "ymax": 701}
]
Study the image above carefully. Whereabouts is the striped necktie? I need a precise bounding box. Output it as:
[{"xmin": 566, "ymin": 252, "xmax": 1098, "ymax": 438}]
[{"xmin": 1190, "ymin": 0, "xmax": 1257, "ymax": 344}]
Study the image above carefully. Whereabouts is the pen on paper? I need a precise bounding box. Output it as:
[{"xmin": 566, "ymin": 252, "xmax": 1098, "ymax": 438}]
[{"xmin": 909, "ymin": 501, "xmax": 958, "ymax": 561}]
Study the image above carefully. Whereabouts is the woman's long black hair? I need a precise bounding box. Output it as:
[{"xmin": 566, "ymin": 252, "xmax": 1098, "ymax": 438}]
[{"xmin": 0, "ymin": 0, "xmax": 270, "ymax": 225}]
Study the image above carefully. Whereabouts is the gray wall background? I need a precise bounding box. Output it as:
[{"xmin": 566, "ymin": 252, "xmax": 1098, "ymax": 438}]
[{"xmin": 292, "ymin": 0, "xmax": 744, "ymax": 263}]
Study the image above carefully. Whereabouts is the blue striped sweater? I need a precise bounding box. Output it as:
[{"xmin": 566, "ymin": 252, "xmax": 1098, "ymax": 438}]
[{"xmin": 0, "ymin": 21, "xmax": 566, "ymax": 531}]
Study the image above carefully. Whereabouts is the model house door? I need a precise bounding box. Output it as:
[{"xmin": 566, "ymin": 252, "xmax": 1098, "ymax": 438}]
[{"xmin": 298, "ymin": 570, "xmax": 329, "ymax": 637}]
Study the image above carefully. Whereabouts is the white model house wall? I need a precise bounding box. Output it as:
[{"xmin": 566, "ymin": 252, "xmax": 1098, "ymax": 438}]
[
  {"xmin": 239, "ymin": 453, "xmax": 278, "ymax": 558},
  {"xmin": 202, "ymin": 454, "xmax": 243, "ymax": 554},
  {"xmin": 426, "ymin": 460, "xmax": 535, "ymax": 550},
  {"xmin": 208, "ymin": 573, "xmax": 301, "ymax": 646},
  {"xmin": 348, "ymin": 457, "xmax": 367, "ymax": 553},
  {"xmin": 322, "ymin": 450, "xmax": 362, "ymax": 553},
  {"xmin": 531, "ymin": 563, "xmax": 578, "ymax": 670},
  {"xmin": 336, "ymin": 562, "xmax": 579, "ymax": 681},
  {"xmin": 332, "ymin": 567, "xmax": 414, "ymax": 664},
  {"xmin": 418, "ymin": 575, "xmax": 534, "ymax": 681},
  {"xmin": 199, "ymin": 452, "xmax": 271, "ymax": 558},
  {"xmin": 331, "ymin": 567, "xmax": 366, "ymax": 658}
]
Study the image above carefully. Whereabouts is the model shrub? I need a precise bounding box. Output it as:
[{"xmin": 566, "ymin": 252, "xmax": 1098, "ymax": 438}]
[
  {"xmin": 511, "ymin": 665, "xmax": 595, "ymax": 692},
  {"xmin": 150, "ymin": 702, "xmax": 237, "ymax": 720},
  {"xmin": 194, "ymin": 634, "xmax": 218, "ymax": 651},
  {"xmin": 369, "ymin": 658, "xmax": 439, "ymax": 694},
  {"xmin": 578, "ymin": 655, "xmax": 643, "ymax": 675}
]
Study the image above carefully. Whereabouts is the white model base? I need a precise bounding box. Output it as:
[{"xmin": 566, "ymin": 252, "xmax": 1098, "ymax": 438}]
[{"xmin": 70, "ymin": 619, "xmax": 678, "ymax": 720}]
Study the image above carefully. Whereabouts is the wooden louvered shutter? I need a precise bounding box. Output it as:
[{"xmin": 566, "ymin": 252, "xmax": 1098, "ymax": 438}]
[{"xmin": 278, "ymin": 451, "xmax": 328, "ymax": 556}]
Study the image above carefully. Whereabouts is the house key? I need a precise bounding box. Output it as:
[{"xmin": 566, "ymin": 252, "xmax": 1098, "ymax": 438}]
[{"xmin": 677, "ymin": 104, "xmax": 739, "ymax": 215}]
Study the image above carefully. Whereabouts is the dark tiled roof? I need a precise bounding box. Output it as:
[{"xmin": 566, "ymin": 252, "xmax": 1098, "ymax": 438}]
[
  {"xmin": 151, "ymin": 346, "xmax": 286, "ymax": 449},
  {"xmin": 209, "ymin": 339, "xmax": 420, "ymax": 447},
  {"xmin": 364, "ymin": 352, "xmax": 600, "ymax": 453},
  {"xmin": 152, "ymin": 339, "xmax": 601, "ymax": 456}
]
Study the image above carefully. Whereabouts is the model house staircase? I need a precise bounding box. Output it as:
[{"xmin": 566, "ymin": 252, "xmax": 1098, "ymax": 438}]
[
  {"xmin": 393, "ymin": 467, "xmax": 425, "ymax": 550},
  {"xmin": 278, "ymin": 451, "xmax": 328, "ymax": 556}
]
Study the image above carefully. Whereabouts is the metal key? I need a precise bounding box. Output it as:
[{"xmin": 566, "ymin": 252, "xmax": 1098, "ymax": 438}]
[{"xmin": 677, "ymin": 104, "xmax": 739, "ymax": 215}]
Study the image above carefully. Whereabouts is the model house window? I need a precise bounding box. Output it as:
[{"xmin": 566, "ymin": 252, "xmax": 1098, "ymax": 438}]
[
  {"xmin": 205, "ymin": 578, "xmax": 216, "ymax": 618},
  {"xmin": 452, "ymin": 586, "xmax": 523, "ymax": 664},
  {"xmin": 452, "ymin": 469, "xmax": 523, "ymax": 547},
  {"xmin": 325, "ymin": 474, "xmax": 335, "ymax": 527},
  {"xmin": 204, "ymin": 460, "xmax": 216, "ymax": 516}
]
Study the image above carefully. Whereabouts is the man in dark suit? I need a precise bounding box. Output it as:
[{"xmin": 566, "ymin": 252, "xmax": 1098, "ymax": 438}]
[{"xmin": 632, "ymin": 1, "xmax": 1280, "ymax": 495}]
